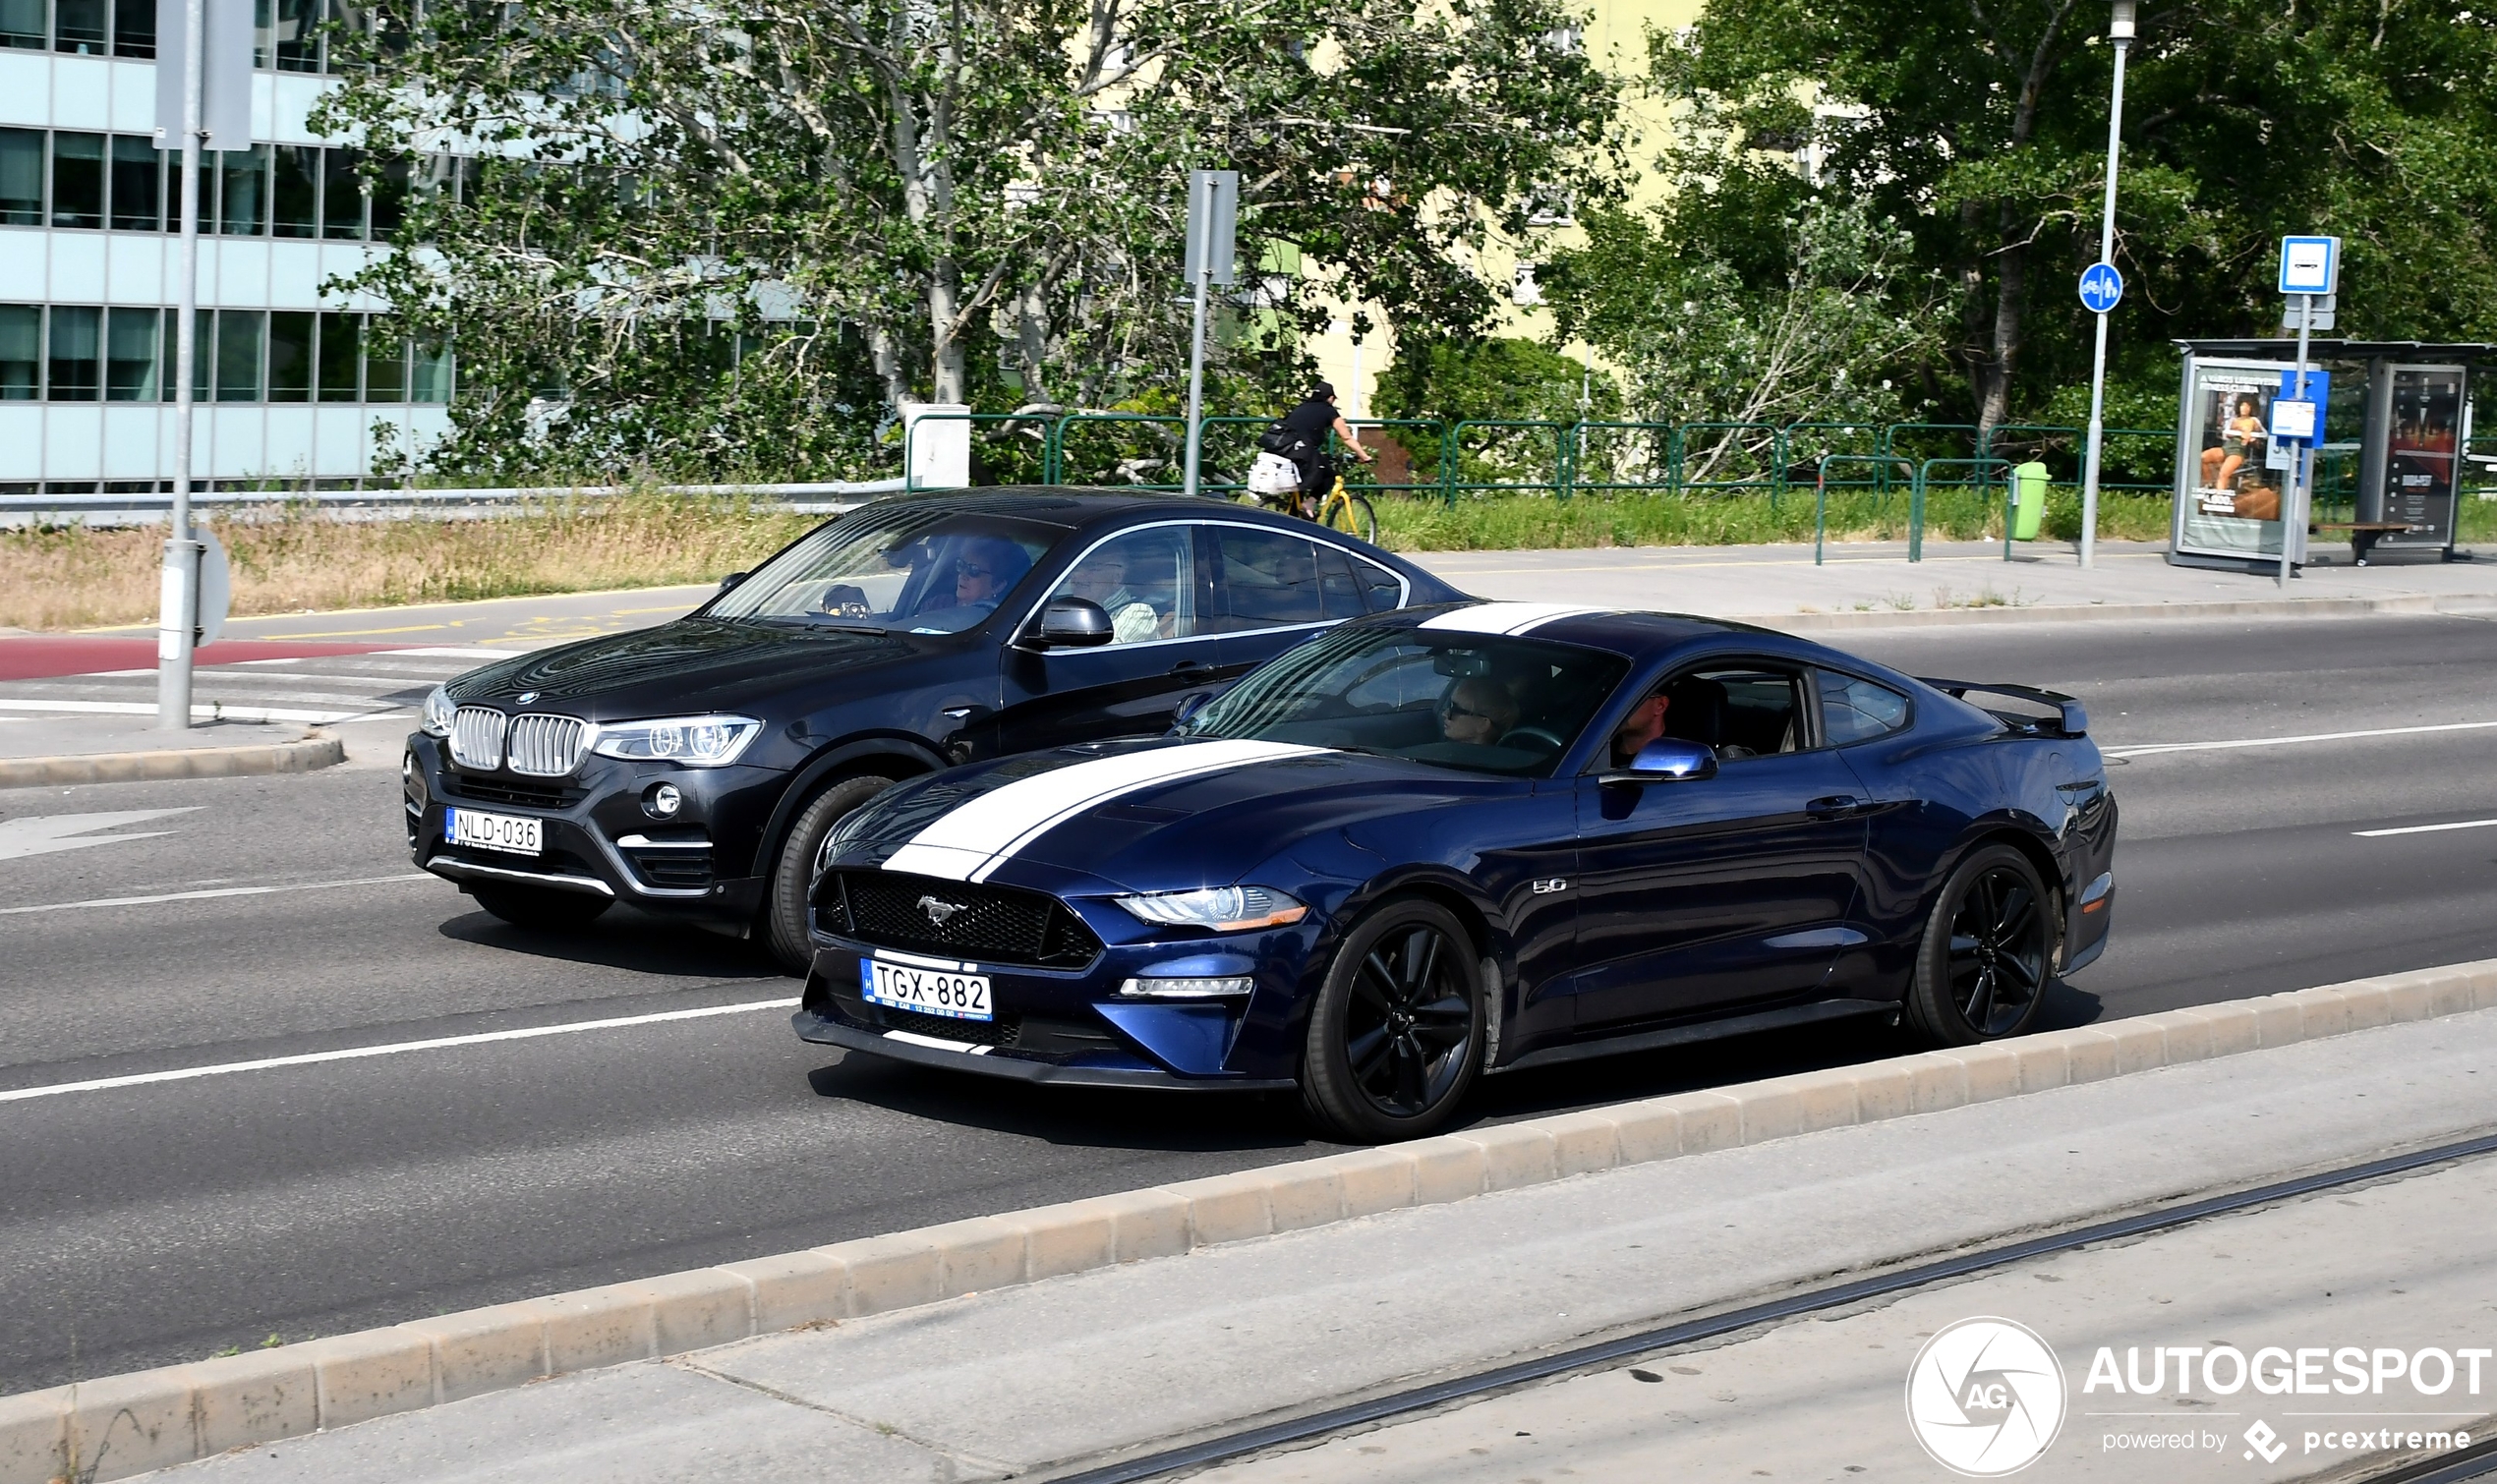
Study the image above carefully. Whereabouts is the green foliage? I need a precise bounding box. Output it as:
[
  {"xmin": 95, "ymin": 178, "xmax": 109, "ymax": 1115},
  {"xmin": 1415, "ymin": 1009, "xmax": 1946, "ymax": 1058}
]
[
  {"xmin": 1370, "ymin": 487, "xmax": 2176, "ymax": 550},
  {"xmin": 1641, "ymin": 0, "xmax": 2497, "ymax": 431},
  {"xmin": 316, "ymin": 0, "xmax": 1623, "ymax": 484},
  {"xmin": 1370, "ymin": 336, "xmax": 1617, "ymax": 483}
]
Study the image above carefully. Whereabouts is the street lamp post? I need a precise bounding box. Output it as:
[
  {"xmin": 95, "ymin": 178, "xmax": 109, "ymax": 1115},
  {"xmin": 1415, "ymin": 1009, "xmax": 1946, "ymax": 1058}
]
[{"xmin": 2076, "ymin": 0, "xmax": 2135, "ymax": 570}]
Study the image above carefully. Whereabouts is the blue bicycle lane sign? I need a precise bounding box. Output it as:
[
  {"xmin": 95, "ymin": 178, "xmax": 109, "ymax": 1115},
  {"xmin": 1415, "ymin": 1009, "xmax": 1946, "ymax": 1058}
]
[{"xmin": 2078, "ymin": 261, "xmax": 2123, "ymax": 314}]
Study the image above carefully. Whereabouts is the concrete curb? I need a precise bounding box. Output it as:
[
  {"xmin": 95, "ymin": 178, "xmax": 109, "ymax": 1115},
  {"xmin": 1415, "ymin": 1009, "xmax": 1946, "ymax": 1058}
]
[
  {"xmin": 0, "ymin": 732, "xmax": 344, "ymax": 791},
  {"xmin": 1745, "ymin": 592, "xmax": 2479, "ymax": 632},
  {"xmin": 7, "ymin": 959, "xmax": 2494, "ymax": 1484}
]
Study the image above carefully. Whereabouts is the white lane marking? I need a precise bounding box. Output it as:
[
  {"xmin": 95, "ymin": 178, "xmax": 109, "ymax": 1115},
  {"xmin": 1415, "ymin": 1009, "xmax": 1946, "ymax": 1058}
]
[
  {"xmin": 1418, "ymin": 602, "xmax": 1610, "ymax": 636},
  {"xmin": 884, "ymin": 1029, "xmax": 993, "ymax": 1056},
  {"xmin": 0, "ymin": 809, "xmax": 200, "ymax": 863},
  {"xmin": 2353, "ymin": 818, "xmax": 2497, "ymax": 838},
  {"xmin": 0, "ymin": 997, "xmax": 801, "ymax": 1104},
  {"xmin": 883, "ymin": 739, "xmax": 1324, "ymax": 883},
  {"xmin": 0, "ymin": 872, "xmax": 432, "ymax": 915},
  {"xmin": 2105, "ymin": 720, "xmax": 2497, "ymax": 758},
  {"xmin": 79, "ymin": 668, "xmax": 446, "ymax": 688},
  {"xmin": 0, "ymin": 699, "xmax": 364, "ymax": 723},
  {"xmin": 385, "ymin": 646, "xmax": 530, "ymax": 659}
]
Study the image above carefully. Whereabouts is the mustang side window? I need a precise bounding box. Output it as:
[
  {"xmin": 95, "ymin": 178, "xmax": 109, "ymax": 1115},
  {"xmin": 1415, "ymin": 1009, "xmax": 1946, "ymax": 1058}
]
[
  {"xmin": 1045, "ymin": 528, "xmax": 1195, "ymax": 645},
  {"xmin": 1817, "ymin": 671, "xmax": 1911, "ymax": 744},
  {"xmin": 1658, "ymin": 666, "xmax": 1805, "ymax": 761}
]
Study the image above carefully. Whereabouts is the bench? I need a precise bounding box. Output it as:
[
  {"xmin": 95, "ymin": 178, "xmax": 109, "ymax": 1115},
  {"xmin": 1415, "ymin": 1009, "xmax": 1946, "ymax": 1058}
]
[{"xmin": 2310, "ymin": 520, "xmax": 2412, "ymax": 564}]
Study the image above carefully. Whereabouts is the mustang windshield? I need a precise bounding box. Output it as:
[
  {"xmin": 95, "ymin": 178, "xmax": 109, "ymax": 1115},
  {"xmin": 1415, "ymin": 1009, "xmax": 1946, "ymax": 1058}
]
[
  {"xmin": 1180, "ymin": 625, "xmax": 1628, "ymax": 777},
  {"xmin": 707, "ymin": 503, "xmax": 1060, "ymax": 635}
]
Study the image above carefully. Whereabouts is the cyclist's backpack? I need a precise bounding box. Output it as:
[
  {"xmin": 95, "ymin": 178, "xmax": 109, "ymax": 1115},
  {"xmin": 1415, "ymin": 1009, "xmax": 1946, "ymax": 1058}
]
[{"xmin": 1256, "ymin": 420, "xmax": 1301, "ymax": 455}]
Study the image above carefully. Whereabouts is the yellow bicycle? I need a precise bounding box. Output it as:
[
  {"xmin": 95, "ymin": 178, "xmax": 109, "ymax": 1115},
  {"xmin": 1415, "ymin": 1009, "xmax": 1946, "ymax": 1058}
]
[{"xmin": 1237, "ymin": 471, "xmax": 1378, "ymax": 544}]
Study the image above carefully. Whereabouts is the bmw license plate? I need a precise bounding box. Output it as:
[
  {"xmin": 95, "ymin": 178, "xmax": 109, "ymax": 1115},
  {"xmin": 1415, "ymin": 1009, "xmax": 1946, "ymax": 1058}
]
[
  {"xmin": 447, "ymin": 807, "xmax": 542, "ymax": 856},
  {"xmin": 861, "ymin": 959, "xmax": 993, "ymax": 1021}
]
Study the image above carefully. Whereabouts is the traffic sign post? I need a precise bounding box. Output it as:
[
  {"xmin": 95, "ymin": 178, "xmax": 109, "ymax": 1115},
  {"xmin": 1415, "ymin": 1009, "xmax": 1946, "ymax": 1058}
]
[
  {"xmin": 2075, "ymin": 0, "xmax": 2137, "ymax": 570},
  {"xmin": 1178, "ymin": 170, "xmax": 1239, "ymax": 502},
  {"xmin": 2274, "ymin": 235, "xmax": 2338, "ymax": 589}
]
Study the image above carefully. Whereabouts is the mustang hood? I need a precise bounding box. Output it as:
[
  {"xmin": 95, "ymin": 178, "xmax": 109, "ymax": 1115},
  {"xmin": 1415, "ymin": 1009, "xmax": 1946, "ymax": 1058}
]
[
  {"xmin": 446, "ymin": 618, "xmax": 927, "ymax": 716},
  {"xmin": 827, "ymin": 737, "xmax": 1502, "ymax": 894}
]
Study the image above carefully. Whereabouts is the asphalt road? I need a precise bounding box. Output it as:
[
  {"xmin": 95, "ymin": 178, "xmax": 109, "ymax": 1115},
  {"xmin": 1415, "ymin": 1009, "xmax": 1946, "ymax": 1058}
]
[{"xmin": 5, "ymin": 611, "xmax": 2497, "ymax": 1393}]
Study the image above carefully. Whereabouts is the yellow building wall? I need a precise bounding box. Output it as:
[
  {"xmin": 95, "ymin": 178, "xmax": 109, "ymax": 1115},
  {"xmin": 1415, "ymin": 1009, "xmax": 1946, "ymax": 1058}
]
[{"xmin": 1306, "ymin": 0, "xmax": 1704, "ymax": 419}]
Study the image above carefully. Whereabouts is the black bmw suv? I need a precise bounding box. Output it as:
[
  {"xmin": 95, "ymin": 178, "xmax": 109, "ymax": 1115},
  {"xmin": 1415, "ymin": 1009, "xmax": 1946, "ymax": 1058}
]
[{"xmin": 403, "ymin": 489, "xmax": 1464, "ymax": 971}]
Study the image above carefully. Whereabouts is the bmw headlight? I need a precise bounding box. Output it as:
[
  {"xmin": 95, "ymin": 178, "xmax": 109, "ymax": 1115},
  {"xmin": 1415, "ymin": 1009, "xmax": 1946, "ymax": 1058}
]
[
  {"xmin": 421, "ymin": 684, "xmax": 455, "ymax": 737},
  {"xmin": 1113, "ymin": 885, "xmax": 1307, "ymax": 933},
  {"xmin": 588, "ymin": 714, "xmax": 763, "ymax": 767}
]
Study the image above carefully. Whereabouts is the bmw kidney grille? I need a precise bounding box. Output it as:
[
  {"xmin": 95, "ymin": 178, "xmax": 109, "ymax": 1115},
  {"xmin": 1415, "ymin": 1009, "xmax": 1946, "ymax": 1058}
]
[
  {"xmin": 449, "ymin": 707, "xmax": 507, "ymax": 771},
  {"xmin": 450, "ymin": 708, "xmax": 587, "ymax": 776}
]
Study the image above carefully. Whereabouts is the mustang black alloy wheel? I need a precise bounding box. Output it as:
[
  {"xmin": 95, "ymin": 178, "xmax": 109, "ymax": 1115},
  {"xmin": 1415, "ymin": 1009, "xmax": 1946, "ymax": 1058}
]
[
  {"xmin": 468, "ymin": 882, "xmax": 612, "ymax": 930},
  {"xmin": 766, "ymin": 773, "xmax": 898, "ymax": 975},
  {"xmin": 1300, "ymin": 899, "xmax": 1485, "ymax": 1142},
  {"xmin": 1903, "ymin": 842, "xmax": 2054, "ymax": 1045}
]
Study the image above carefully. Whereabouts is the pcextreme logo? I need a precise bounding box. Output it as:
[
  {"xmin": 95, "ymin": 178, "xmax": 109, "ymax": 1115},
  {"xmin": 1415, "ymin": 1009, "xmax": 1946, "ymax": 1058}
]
[{"xmin": 1906, "ymin": 1317, "xmax": 2069, "ymax": 1476}]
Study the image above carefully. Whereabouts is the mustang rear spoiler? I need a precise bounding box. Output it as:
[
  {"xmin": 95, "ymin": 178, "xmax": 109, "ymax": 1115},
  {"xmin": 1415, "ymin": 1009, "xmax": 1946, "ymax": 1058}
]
[{"xmin": 1919, "ymin": 679, "xmax": 2088, "ymax": 738}]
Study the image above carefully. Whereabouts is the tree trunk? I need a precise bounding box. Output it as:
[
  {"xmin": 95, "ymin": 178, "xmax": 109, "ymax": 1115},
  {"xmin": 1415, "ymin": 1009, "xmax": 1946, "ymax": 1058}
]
[{"xmin": 1978, "ymin": 210, "xmax": 2028, "ymax": 437}]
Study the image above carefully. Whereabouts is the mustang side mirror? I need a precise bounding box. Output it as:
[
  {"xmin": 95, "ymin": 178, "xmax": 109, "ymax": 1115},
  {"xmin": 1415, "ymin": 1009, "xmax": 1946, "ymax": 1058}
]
[
  {"xmin": 1029, "ymin": 596, "xmax": 1115, "ymax": 649},
  {"xmin": 718, "ymin": 571, "xmax": 747, "ymax": 594},
  {"xmin": 1600, "ymin": 737, "xmax": 1719, "ymax": 786},
  {"xmin": 1170, "ymin": 690, "xmax": 1216, "ymax": 732}
]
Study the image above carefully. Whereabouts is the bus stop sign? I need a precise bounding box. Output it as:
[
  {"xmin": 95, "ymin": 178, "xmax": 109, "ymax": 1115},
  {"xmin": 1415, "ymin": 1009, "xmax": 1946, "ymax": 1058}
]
[{"xmin": 2078, "ymin": 261, "xmax": 2123, "ymax": 314}]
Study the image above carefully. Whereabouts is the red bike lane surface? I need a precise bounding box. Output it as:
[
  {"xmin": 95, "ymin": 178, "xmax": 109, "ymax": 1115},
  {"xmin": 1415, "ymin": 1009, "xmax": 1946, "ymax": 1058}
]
[{"xmin": 0, "ymin": 637, "xmax": 405, "ymax": 682}]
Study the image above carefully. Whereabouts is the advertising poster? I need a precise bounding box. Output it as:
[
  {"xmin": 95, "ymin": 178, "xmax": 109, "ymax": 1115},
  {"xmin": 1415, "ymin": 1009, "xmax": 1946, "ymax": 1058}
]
[
  {"xmin": 2381, "ymin": 367, "xmax": 2463, "ymax": 547},
  {"xmin": 2180, "ymin": 365, "xmax": 2288, "ymax": 556}
]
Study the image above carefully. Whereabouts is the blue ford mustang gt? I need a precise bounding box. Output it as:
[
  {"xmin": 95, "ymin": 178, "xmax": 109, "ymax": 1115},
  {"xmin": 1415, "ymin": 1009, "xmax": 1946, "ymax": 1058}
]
[{"xmin": 794, "ymin": 601, "xmax": 2118, "ymax": 1141}]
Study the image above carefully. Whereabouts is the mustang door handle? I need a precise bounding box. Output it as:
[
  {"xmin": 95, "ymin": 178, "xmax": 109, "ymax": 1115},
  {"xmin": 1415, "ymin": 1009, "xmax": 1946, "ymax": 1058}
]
[
  {"xmin": 1806, "ymin": 795, "xmax": 1866, "ymax": 819},
  {"xmin": 1169, "ymin": 659, "xmax": 1215, "ymax": 676}
]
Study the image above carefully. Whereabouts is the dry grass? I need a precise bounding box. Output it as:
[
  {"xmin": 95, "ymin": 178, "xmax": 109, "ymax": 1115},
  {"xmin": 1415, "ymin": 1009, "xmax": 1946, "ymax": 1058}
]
[{"xmin": 1, "ymin": 493, "xmax": 822, "ymax": 631}]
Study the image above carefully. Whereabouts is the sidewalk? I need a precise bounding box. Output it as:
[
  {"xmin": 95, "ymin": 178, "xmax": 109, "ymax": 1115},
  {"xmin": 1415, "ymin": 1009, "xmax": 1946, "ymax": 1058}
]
[
  {"xmin": 130, "ymin": 1002, "xmax": 2497, "ymax": 1484},
  {"xmin": 1423, "ymin": 538, "xmax": 2497, "ymax": 623}
]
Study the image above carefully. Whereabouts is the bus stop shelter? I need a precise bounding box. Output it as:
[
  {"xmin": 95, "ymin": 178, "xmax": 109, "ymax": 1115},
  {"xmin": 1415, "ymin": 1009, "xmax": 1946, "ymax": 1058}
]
[{"xmin": 2170, "ymin": 339, "xmax": 2495, "ymax": 571}]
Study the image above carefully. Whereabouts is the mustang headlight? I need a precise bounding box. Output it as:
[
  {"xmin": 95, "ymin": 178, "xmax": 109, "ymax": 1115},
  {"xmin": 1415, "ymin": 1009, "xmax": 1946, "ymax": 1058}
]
[
  {"xmin": 421, "ymin": 684, "xmax": 455, "ymax": 737},
  {"xmin": 588, "ymin": 714, "xmax": 763, "ymax": 767},
  {"xmin": 1113, "ymin": 885, "xmax": 1307, "ymax": 933}
]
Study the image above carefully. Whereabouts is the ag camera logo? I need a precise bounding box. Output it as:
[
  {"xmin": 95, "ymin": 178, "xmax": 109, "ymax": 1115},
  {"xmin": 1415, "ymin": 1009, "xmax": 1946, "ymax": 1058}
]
[{"xmin": 1907, "ymin": 1317, "xmax": 2068, "ymax": 1476}]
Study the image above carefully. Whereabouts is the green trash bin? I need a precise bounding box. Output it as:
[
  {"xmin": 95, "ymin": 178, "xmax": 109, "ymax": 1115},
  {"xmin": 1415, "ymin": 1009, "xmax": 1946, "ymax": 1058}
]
[{"xmin": 2010, "ymin": 461, "xmax": 2049, "ymax": 541}]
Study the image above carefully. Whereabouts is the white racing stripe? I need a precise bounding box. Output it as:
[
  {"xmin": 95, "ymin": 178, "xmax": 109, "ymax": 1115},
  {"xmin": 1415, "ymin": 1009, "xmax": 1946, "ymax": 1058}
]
[
  {"xmin": 0, "ymin": 997, "xmax": 800, "ymax": 1104},
  {"xmin": 2106, "ymin": 719, "xmax": 2497, "ymax": 758},
  {"xmin": 0, "ymin": 873, "xmax": 434, "ymax": 916},
  {"xmin": 2353, "ymin": 818, "xmax": 2497, "ymax": 838},
  {"xmin": 882, "ymin": 738, "xmax": 1325, "ymax": 883},
  {"xmin": 1418, "ymin": 602, "xmax": 1611, "ymax": 637}
]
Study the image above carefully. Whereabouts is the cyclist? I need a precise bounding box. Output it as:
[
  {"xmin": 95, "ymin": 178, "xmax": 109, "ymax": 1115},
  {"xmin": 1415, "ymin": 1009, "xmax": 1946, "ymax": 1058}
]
[{"xmin": 1272, "ymin": 382, "xmax": 1374, "ymax": 517}]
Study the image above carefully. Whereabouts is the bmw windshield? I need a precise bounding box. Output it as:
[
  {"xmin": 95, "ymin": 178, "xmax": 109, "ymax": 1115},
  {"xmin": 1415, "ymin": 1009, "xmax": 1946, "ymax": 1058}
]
[
  {"xmin": 1178, "ymin": 625, "xmax": 1628, "ymax": 777},
  {"xmin": 707, "ymin": 502, "xmax": 1061, "ymax": 635}
]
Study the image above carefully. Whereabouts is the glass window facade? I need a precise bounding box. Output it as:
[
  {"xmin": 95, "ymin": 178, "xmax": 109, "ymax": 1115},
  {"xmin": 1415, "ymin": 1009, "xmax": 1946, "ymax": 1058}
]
[
  {"xmin": 48, "ymin": 130, "xmax": 102, "ymax": 228},
  {"xmin": 46, "ymin": 304, "xmax": 100, "ymax": 399},
  {"xmin": 0, "ymin": 305, "xmax": 448, "ymax": 404}
]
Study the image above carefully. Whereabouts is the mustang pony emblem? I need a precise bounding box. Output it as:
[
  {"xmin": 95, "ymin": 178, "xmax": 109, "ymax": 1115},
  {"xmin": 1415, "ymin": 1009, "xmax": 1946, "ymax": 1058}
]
[{"xmin": 917, "ymin": 895, "xmax": 965, "ymax": 926}]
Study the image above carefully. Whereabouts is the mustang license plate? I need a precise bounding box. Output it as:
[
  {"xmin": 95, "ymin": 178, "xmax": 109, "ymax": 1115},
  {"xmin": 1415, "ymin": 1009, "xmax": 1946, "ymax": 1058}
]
[
  {"xmin": 447, "ymin": 807, "xmax": 543, "ymax": 856},
  {"xmin": 861, "ymin": 959, "xmax": 994, "ymax": 1022}
]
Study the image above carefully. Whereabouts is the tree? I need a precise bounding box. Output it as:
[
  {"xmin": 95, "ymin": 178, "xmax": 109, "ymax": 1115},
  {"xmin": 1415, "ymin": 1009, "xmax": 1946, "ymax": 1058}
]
[
  {"xmin": 1646, "ymin": 0, "xmax": 2497, "ymax": 434},
  {"xmin": 1370, "ymin": 334, "xmax": 1618, "ymax": 483},
  {"xmin": 319, "ymin": 0, "xmax": 1622, "ymax": 480}
]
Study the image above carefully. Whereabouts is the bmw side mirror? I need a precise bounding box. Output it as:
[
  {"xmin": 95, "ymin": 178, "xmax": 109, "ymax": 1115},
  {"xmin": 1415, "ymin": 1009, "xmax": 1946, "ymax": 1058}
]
[
  {"xmin": 1600, "ymin": 737, "xmax": 1718, "ymax": 786},
  {"xmin": 718, "ymin": 571, "xmax": 747, "ymax": 594},
  {"xmin": 1030, "ymin": 597, "xmax": 1115, "ymax": 649}
]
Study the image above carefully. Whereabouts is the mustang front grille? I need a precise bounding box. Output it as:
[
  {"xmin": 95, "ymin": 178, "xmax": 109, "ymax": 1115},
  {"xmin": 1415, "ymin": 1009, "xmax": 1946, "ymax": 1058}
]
[
  {"xmin": 507, "ymin": 714, "xmax": 588, "ymax": 777},
  {"xmin": 824, "ymin": 871, "xmax": 1102, "ymax": 969},
  {"xmin": 449, "ymin": 707, "xmax": 506, "ymax": 771}
]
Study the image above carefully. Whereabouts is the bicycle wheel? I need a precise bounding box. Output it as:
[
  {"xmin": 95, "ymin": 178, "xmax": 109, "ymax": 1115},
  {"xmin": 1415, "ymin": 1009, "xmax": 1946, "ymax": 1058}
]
[{"xmin": 1323, "ymin": 491, "xmax": 1377, "ymax": 543}]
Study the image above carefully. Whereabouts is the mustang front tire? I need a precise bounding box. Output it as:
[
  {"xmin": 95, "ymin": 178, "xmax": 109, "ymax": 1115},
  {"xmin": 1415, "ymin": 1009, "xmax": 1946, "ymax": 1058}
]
[
  {"xmin": 765, "ymin": 773, "xmax": 897, "ymax": 975},
  {"xmin": 469, "ymin": 882, "xmax": 612, "ymax": 931},
  {"xmin": 1902, "ymin": 842, "xmax": 2055, "ymax": 1046},
  {"xmin": 1299, "ymin": 898, "xmax": 1486, "ymax": 1143}
]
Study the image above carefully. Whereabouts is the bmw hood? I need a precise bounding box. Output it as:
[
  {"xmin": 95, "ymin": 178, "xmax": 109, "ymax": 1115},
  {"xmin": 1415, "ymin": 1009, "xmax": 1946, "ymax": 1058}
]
[
  {"xmin": 825, "ymin": 737, "xmax": 1499, "ymax": 894},
  {"xmin": 444, "ymin": 618, "xmax": 933, "ymax": 717}
]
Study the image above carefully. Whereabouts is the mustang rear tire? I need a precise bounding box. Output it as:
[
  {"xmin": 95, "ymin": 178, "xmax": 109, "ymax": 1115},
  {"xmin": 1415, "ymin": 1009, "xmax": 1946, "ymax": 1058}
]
[
  {"xmin": 1902, "ymin": 843, "xmax": 2055, "ymax": 1046},
  {"xmin": 469, "ymin": 882, "xmax": 612, "ymax": 931},
  {"xmin": 1299, "ymin": 899, "xmax": 1486, "ymax": 1143},
  {"xmin": 765, "ymin": 773, "xmax": 898, "ymax": 976}
]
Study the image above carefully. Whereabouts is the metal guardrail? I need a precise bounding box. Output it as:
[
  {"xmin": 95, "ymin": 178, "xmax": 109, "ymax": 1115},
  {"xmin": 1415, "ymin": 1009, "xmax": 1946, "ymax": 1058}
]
[{"xmin": 0, "ymin": 479, "xmax": 908, "ymax": 527}]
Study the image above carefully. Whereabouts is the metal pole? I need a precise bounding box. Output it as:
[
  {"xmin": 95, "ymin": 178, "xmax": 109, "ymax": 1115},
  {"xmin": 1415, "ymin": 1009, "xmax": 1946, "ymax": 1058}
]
[
  {"xmin": 156, "ymin": 0, "xmax": 207, "ymax": 729},
  {"xmin": 2281, "ymin": 292, "xmax": 2314, "ymax": 589},
  {"xmin": 1180, "ymin": 264, "xmax": 1210, "ymax": 499},
  {"xmin": 2077, "ymin": 1, "xmax": 2133, "ymax": 571}
]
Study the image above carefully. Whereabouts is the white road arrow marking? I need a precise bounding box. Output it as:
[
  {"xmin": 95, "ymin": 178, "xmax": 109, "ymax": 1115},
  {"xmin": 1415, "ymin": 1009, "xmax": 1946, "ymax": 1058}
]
[{"xmin": 0, "ymin": 809, "xmax": 201, "ymax": 863}]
